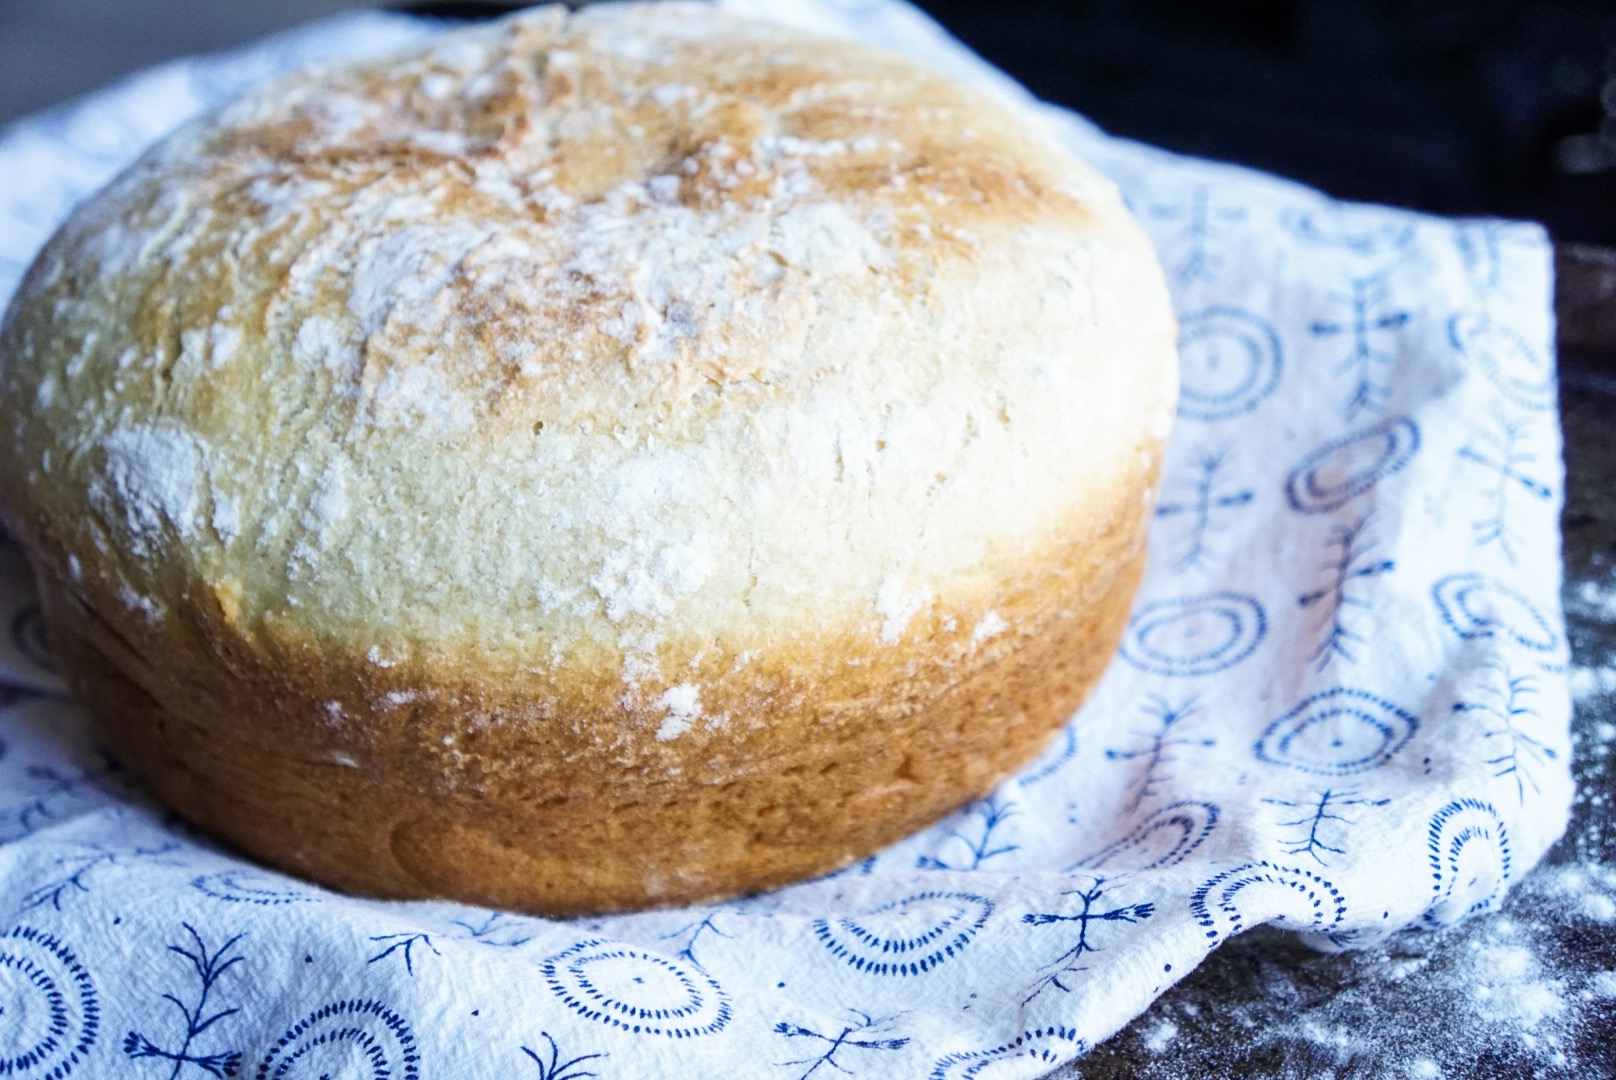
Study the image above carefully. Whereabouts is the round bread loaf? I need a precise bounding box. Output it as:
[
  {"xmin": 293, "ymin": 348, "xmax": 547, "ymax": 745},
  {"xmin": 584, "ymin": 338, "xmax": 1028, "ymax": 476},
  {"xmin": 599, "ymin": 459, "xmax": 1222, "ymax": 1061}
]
[{"xmin": 0, "ymin": 3, "xmax": 1176, "ymax": 913}]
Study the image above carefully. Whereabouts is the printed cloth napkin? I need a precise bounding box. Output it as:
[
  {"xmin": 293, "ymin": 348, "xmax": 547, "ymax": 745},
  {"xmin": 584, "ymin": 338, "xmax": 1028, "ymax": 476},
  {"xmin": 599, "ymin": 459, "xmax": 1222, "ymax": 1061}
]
[{"xmin": 0, "ymin": 2, "xmax": 1571, "ymax": 1077}]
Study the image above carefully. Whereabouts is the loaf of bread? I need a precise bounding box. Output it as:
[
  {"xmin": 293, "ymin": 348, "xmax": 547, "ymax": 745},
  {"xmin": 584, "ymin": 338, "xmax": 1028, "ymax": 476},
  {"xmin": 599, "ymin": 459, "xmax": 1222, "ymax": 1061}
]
[{"xmin": 0, "ymin": 3, "xmax": 1176, "ymax": 914}]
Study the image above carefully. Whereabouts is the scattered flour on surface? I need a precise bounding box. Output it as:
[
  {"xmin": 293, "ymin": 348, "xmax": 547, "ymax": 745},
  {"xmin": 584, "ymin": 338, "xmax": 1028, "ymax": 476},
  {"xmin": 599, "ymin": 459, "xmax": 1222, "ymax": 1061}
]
[
  {"xmin": 1569, "ymin": 665, "xmax": 1616, "ymax": 700},
  {"xmin": 1407, "ymin": 1059, "xmax": 1441, "ymax": 1079},
  {"xmin": 1588, "ymin": 971, "xmax": 1616, "ymax": 999},
  {"xmin": 1571, "ymin": 575, "xmax": 1616, "ymax": 618},
  {"xmin": 1140, "ymin": 1018, "xmax": 1177, "ymax": 1054},
  {"xmin": 209, "ymin": 323, "xmax": 241, "ymax": 367},
  {"xmin": 1467, "ymin": 939, "xmax": 1564, "ymax": 1028},
  {"xmin": 1580, "ymin": 892, "xmax": 1616, "ymax": 922}
]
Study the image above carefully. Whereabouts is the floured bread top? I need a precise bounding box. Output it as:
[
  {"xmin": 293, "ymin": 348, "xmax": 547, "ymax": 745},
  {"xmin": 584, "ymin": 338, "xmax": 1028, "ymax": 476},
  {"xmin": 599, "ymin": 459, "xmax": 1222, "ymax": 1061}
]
[{"xmin": 0, "ymin": 3, "xmax": 1175, "ymax": 683}]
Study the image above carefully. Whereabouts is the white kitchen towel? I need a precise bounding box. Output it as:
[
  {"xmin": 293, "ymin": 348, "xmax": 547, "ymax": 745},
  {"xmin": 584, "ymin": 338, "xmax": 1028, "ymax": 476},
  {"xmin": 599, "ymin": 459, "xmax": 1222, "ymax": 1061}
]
[{"xmin": 0, "ymin": 2, "xmax": 1570, "ymax": 1078}]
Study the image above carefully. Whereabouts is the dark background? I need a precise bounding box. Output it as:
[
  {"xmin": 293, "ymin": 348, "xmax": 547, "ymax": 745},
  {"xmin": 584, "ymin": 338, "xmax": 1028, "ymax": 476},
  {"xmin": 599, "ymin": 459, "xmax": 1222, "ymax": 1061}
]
[
  {"xmin": 909, "ymin": 0, "xmax": 1616, "ymax": 245},
  {"xmin": 1, "ymin": 1, "xmax": 1612, "ymax": 243}
]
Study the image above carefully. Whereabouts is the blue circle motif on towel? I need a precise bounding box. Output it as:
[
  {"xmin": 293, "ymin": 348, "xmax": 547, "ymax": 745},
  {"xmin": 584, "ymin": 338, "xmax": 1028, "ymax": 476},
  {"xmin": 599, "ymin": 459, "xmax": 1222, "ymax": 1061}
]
[
  {"xmin": 1254, "ymin": 689, "xmax": 1418, "ymax": 775},
  {"xmin": 929, "ymin": 1026, "xmax": 1087, "ymax": 1079},
  {"xmin": 1120, "ymin": 593, "xmax": 1266, "ymax": 676},
  {"xmin": 1422, "ymin": 798, "xmax": 1512, "ymax": 928},
  {"xmin": 1285, "ymin": 417, "xmax": 1420, "ymax": 513},
  {"xmin": 1190, "ymin": 862, "xmax": 1347, "ymax": 943},
  {"xmin": 1449, "ymin": 312, "xmax": 1555, "ymax": 411},
  {"xmin": 542, "ymin": 940, "xmax": 731, "ymax": 1038},
  {"xmin": 0, "ymin": 925, "xmax": 100, "ymax": 1079},
  {"xmin": 1069, "ymin": 801, "xmax": 1220, "ymax": 872},
  {"xmin": 1432, "ymin": 574, "xmax": 1559, "ymax": 655},
  {"xmin": 255, "ymin": 999, "xmax": 418, "ymax": 1080},
  {"xmin": 1176, "ymin": 307, "xmax": 1283, "ymax": 420},
  {"xmin": 193, "ymin": 870, "xmax": 322, "ymax": 906},
  {"xmin": 1016, "ymin": 725, "xmax": 1076, "ymax": 787},
  {"xmin": 1280, "ymin": 205, "xmax": 1415, "ymax": 255},
  {"xmin": 814, "ymin": 892, "xmax": 993, "ymax": 977}
]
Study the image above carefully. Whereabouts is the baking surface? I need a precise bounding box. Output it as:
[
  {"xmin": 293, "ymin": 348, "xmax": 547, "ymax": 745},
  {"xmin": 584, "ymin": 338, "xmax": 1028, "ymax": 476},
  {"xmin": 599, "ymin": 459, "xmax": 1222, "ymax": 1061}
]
[{"xmin": 0, "ymin": 2, "xmax": 1610, "ymax": 1076}]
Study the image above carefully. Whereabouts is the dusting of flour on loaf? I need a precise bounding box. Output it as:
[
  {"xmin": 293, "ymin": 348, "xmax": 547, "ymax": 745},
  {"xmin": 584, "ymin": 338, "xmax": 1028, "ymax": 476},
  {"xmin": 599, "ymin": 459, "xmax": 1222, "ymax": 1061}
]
[
  {"xmin": 291, "ymin": 316, "xmax": 359, "ymax": 380},
  {"xmin": 655, "ymin": 682, "xmax": 702, "ymax": 741},
  {"xmin": 590, "ymin": 539, "xmax": 712, "ymax": 622},
  {"xmin": 90, "ymin": 424, "xmax": 206, "ymax": 556},
  {"xmin": 116, "ymin": 584, "xmax": 164, "ymax": 623},
  {"xmin": 210, "ymin": 488, "xmax": 241, "ymax": 543},
  {"xmin": 971, "ymin": 611, "xmax": 1008, "ymax": 645},
  {"xmin": 876, "ymin": 576, "xmax": 928, "ymax": 644},
  {"xmin": 304, "ymin": 460, "xmax": 351, "ymax": 541}
]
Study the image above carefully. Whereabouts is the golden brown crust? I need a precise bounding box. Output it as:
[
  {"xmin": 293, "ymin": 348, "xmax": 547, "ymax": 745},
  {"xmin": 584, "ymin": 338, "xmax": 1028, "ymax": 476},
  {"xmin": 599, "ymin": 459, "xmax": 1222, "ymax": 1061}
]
[
  {"xmin": 41, "ymin": 473, "xmax": 1149, "ymax": 913},
  {"xmin": 0, "ymin": 3, "xmax": 1177, "ymax": 913}
]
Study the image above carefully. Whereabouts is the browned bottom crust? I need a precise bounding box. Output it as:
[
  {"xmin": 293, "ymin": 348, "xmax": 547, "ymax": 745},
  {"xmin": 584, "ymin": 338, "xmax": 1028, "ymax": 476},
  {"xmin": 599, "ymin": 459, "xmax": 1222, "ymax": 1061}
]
[{"xmin": 37, "ymin": 526, "xmax": 1145, "ymax": 916}]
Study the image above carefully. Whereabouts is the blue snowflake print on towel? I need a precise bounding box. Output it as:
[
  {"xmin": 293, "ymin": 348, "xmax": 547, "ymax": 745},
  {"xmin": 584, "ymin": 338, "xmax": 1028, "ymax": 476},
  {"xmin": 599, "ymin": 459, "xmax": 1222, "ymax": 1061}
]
[
  {"xmin": 1255, "ymin": 688, "xmax": 1418, "ymax": 776},
  {"xmin": 1105, "ymin": 696, "xmax": 1214, "ymax": 812},
  {"xmin": 813, "ymin": 892, "xmax": 993, "ymax": 977},
  {"xmin": 1148, "ymin": 186, "xmax": 1248, "ymax": 283},
  {"xmin": 541, "ymin": 940, "xmax": 731, "ymax": 1038},
  {"xmin": 1154, "ymin": 446, "xmax": 1255, "ymax": 573},
  {"xmin": 1174, "ymin": 307, "xmax": 1283, "ymax": 420},
  {"xmin": 1455, "ymin": 221, "xmax": 1540, "ymax": 295},
  {"xmin": 2, "ymin": 754, "xmax": 125, "ymax": 844},
  {"xmin": 253, "ymin": 999, "xmax": 418, "ymax": 1080},
  {"xmin": 1021, "ymin": 879, "xmax": 1154, "ymax": 1004},
  {"xmin": 124, "ymin": 924, "xmax": 245, "ymax": 1078},
  {"xmin": 1120, "ymin": 593, "xmax": 1266, "ymax": 676},
  {"xmin": 1308, "ymin": 275, "xmax": 1412, "ymax": 419},
  {"xmin": 1191, "ymin": 862, "xmax": 1348, "ymax": 943},
  {"xmin": 772, "ymin": 1010, "xmax": 908, "ymax": 1079},
  {"xmin": 1455, "ymin": 662, "xmax": 1558, "ymax": 803},
  {"xmin": 21, "ymin": 841, "xmax": 181, "ymax": 914},
  {"xmin": 930, "ymin": 1026, "xmax": 1087, "ymax": 1080},
  {"xmin": 366, "ymin": 932, "xmax": 439, "ymax": 977},
  {"xmin": 916, "ymin": 796, "xmax": 1020, "ymax": 871},
  {"xmin": 1285, "ymin": 417, "xmax": 1420, "ymax": 514},
  {"xmin": 1263, "ymin": 789, "xmax": 1390, "ymax": 866},
  {"xmin": 519, "ymin": 1032, "xmax": 603, "ymax": 1080},
  {"xmin": 444, "ymin": 911, "xmax": 534, "ymax": 950},
  {"xmin": 1423, "ymin": 799, "xmax": 1512, "ymax": 929},
  {"xmin": 0, "ymin": 925, "xmax": 100, "ymax": 1079},
  {"xmin": 660, "ymin": 914, "xmax": 730, "ymax": 971},
  {"xmin": 1457, "ymin": 409, "xmax": 1554, "ymax": 563},
  {"xmin": 1296, "ymin": 514, "xmax": 1395, "ymax": 670}
]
